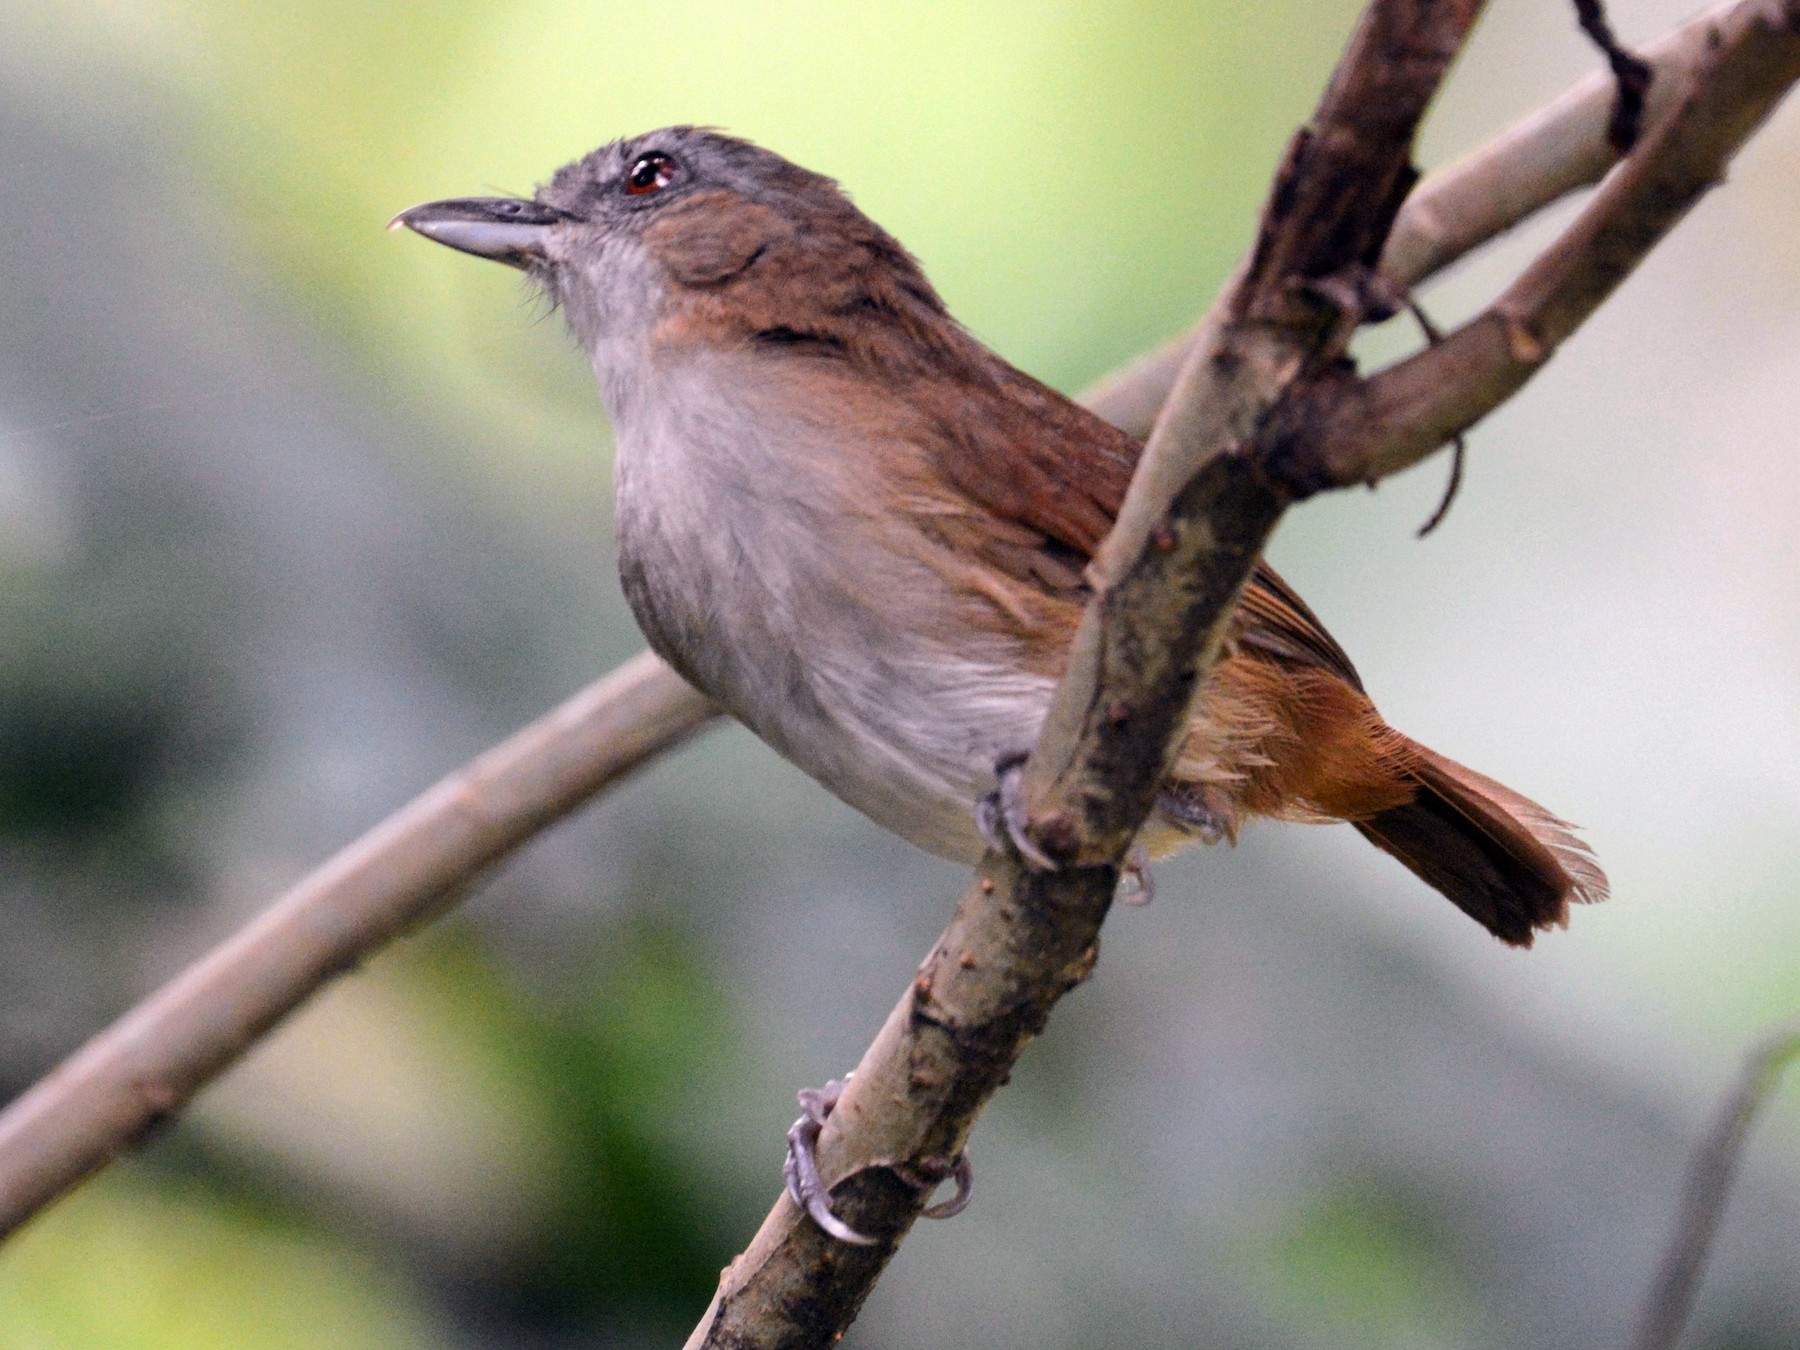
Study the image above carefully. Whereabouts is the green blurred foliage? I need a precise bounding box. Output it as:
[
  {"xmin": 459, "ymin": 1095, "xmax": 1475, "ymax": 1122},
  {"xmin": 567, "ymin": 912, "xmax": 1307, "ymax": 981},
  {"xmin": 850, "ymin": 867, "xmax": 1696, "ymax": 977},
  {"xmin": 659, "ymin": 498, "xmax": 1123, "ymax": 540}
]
[
  {"xmin": 0, "ymin": 486, "xmax": 244, "ymax": 858},
  {"xmin": 0, "ymin": 1176, "xmax": 435, "ymax": 1350},
  {"xmin": 417, "ymin": 920, "xmax": 747, "ymax": 1324},
  {"xmin": 1253, "ymin": 1176, "xmax": 1478, "ymax": 1350}
]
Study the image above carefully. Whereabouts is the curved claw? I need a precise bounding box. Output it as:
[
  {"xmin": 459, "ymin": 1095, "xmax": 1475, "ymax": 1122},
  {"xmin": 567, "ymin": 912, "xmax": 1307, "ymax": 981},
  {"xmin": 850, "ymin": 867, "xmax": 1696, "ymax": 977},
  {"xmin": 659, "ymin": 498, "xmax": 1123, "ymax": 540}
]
[
  {"xmin": 783, "ymin": 1077, "xmax": 876, "ymax": 1246},
  {"xmin": 783, "ymin": 1078, "xmax": 978, "ymax": 1241},
  {"xmin": 921, "ymin": 1153, "xmax": 974, "ymax": 1220},
  {"xmin": 1117, "ymin": 846, "xmax": 1155, "ymax": 906},
  {"xmin": 974, "ymin": 753, "xmax": 1059, "ymax": 871}
]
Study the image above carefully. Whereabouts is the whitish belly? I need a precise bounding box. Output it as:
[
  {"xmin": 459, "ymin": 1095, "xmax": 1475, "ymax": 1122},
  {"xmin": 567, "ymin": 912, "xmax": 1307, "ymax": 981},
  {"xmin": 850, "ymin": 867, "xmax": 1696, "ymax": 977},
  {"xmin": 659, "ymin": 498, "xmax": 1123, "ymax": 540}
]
[
  {"xmin": 607, "ymin": 345, "xmax": 1081, "ymax": 861},
  {"xmin": 624, "ymin": 533, "xmax": 1056, "ymax": 862},
  {"xmin": 614, "ymin": 441, "xmax": 1053, "ymax": 863}
]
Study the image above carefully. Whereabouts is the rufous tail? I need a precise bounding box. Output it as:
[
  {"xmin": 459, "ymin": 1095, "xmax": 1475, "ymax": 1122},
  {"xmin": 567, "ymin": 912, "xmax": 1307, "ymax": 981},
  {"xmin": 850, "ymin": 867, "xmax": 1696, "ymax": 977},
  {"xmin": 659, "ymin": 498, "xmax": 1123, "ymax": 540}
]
[{"xmin": 1353, "ymin": 745, "xmax": 1608, "ymax": 947}]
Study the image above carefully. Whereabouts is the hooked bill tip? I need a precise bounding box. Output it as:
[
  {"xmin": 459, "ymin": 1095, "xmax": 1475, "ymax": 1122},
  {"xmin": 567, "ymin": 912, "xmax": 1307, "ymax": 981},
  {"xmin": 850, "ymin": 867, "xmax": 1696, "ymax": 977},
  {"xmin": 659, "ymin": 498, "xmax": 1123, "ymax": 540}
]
[
  {"xmin": 385, "ymin": 197, "xmax": 561, "ymax": 268},
  {"xmin": 385, "ymin": 198, "xmax": 561, "ymax": 268}
]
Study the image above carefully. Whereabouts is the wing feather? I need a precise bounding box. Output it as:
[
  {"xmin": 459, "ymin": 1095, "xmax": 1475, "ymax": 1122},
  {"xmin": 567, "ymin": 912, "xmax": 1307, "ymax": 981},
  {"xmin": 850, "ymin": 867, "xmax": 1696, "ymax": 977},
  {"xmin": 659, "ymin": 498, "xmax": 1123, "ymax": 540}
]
[{"xmin": 910, "ymin": 354, "xmax": 1359, "ymax": 688}]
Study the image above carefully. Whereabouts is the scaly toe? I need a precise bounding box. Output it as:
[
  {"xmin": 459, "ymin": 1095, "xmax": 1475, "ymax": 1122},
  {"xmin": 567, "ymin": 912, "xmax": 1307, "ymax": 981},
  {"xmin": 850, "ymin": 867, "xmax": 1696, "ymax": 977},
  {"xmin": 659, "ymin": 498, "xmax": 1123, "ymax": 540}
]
[
  {"xmin": 972, "ymin": 752, "xmax": 1059, "ymax": 871},
  {"xmin": 920, "ymin": 1153, "xmax": 974, "ymax": 1220},
  {"xmin": 783, "ymin": 1076, "xmax": 875, "ymax": 1245},
  {"xmin": 1157, "ymin": 785, "xmax": 1235, "ymax": 846}
]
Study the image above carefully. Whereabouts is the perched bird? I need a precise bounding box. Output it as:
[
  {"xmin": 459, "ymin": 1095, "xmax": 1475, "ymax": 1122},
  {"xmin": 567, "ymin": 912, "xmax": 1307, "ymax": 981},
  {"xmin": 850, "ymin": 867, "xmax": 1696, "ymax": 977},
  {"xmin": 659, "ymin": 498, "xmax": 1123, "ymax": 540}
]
[{"xmin": 395, "ymin": 126, "xmax": 1606, "ymax": 947}]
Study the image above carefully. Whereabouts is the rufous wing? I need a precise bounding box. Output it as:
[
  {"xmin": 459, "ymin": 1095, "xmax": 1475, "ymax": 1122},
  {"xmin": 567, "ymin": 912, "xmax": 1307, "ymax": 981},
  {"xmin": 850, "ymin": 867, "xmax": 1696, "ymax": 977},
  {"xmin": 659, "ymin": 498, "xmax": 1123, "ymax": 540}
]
[{"xmin": 904, "ymin": 343, "xmax": 1608, "ymax": 943}]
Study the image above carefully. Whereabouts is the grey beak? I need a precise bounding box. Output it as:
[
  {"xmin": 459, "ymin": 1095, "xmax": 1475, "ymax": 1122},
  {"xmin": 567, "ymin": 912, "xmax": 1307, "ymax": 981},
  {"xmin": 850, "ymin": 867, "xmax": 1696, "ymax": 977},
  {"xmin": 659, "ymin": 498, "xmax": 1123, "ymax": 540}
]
[{"xmin": 389, "ymin": 196, "xmax": 567, "ymax": 268}]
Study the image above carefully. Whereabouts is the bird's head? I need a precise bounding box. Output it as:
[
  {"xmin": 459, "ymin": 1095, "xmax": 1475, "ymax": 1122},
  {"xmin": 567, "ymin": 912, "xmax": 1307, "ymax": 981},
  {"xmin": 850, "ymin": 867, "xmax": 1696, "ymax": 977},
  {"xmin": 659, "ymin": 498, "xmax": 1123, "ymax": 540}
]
[{"xmin": 393, "ymin": 127, "xmax": 946, "ymax": 397}]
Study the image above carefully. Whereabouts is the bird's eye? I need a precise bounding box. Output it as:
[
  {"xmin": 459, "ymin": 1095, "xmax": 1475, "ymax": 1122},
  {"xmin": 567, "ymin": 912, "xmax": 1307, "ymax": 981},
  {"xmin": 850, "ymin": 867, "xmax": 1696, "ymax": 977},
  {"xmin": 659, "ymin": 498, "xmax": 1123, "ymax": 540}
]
[{"xmin": 625, "ymin": 152, "xmax": 677, "ymax": 196}]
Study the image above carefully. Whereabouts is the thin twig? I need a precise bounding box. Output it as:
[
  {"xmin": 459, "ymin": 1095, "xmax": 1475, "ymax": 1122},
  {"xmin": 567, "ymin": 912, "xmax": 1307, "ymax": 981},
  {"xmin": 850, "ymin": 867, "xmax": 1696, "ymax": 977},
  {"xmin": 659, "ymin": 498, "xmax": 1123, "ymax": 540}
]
[
  {"xmin": 1572, "ymin": 0, "xmax": 1656, "ymax": 151},
  {"xmin": 1414, "ymin": 437, "xmax": 1465, "ymax": 536},
  {"xmin": 1403, "ymin": 298, "xmax": 1467, "ymax": 538},
  {"xmin": 1082, "ymin": 0, "xmax": 1748, "ymax": 441},
  {"xmin": 1633, "ymin": 1023, "xmax": 1800, "ymax": 1350},
  {"xmin": 0, "ymin": 653, "xmax": 716, "ymax": 1239},
  {"xmin": 1290, "ymin": 0, "xmax": 1800, "ymax": 488}
]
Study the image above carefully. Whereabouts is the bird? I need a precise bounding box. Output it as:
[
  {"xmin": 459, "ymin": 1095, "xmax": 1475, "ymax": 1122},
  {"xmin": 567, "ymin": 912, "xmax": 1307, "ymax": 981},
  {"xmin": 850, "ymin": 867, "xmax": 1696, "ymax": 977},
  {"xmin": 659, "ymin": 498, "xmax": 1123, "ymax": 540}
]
[{"xmin": 393, "ymin": 126, "xmax": 1607, "ymax": 949}]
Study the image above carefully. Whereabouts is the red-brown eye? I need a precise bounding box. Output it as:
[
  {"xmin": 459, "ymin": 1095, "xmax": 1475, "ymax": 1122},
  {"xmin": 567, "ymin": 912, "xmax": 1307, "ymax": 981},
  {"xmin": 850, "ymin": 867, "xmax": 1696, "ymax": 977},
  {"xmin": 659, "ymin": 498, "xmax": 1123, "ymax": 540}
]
[{"xmin": 625, "ymin": 152, "xmax": 677, "ymax": 195}]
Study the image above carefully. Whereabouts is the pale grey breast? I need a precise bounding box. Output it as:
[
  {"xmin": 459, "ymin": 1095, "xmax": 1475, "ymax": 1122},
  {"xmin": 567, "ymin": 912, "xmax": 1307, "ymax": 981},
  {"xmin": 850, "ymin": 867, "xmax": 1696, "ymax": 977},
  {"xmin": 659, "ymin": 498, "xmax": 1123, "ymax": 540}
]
[{"xmin": 608, "ymin": 348, "xmax": 1055, "ymax": 863}]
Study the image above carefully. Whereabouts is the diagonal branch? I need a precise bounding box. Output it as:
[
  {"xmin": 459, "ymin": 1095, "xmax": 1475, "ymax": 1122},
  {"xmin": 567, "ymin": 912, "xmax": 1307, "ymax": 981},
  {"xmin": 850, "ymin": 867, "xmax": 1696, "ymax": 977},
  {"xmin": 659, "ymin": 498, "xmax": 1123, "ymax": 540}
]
[
  {"xmin": 1027, "ymin": 0, "xmax": 1482, "ymax": 831},
  {"xmin": 0, "ymin": 652, "xmax": 715, "ymax": 1239}
]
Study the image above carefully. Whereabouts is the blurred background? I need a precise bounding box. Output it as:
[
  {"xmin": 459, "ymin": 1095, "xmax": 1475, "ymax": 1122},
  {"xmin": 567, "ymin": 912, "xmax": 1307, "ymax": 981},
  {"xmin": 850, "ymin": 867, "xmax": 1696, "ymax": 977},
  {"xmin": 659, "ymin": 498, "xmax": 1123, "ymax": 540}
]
[{"xmin": 0, "ymin": 0, "xmax": 1797, "ymax": 1346}]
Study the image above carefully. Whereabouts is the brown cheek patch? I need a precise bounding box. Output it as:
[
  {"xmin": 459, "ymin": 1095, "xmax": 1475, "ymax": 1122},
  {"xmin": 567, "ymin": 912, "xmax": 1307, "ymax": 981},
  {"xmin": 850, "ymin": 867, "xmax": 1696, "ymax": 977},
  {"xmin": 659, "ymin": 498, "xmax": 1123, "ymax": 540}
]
[{"xmin": 645, "ymin": 192, "xmax": 793, "ymax": 285}]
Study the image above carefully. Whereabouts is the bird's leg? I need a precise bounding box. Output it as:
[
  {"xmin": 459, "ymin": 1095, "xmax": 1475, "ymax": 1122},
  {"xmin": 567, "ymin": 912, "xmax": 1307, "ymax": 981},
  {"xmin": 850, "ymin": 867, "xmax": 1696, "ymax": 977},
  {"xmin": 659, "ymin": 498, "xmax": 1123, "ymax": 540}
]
[
  {"xmin": 981, "ymin": 757, "xmax": 1153, "ymax": 899},
  {"xmin": 974, "ymin": 751, "xmax": 1059, "ymax": 871},
  {"xmin": 783, "ymin": 1075, "xmax": 975, "ymax": 1243}
]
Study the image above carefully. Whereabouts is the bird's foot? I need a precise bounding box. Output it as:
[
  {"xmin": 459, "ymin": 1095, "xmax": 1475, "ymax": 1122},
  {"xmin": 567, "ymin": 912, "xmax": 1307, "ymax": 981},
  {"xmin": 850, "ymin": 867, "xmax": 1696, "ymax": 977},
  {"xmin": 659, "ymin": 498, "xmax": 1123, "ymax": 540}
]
[
  {"xmin": 783, "ymin": 1075, "xmax": 974, "ymax": 1244},
  {"xmin": 1157, "ymin": 785, "xmax": 1236, "ymax": 846},
  {"xmin": 975, "ymin": 751, "xmax": 1059, "ymax": 870},
  {"xmin": 903, "ymin": 1151, "xmax": 975, "ymax": 1220},
  {"xmin": 1117, "ymin": 845, "xmax": 1155, "ymax": 906},
  {"xmin": 784, "ymin": 1077, "xmax": 870, "ymax": 1244}
]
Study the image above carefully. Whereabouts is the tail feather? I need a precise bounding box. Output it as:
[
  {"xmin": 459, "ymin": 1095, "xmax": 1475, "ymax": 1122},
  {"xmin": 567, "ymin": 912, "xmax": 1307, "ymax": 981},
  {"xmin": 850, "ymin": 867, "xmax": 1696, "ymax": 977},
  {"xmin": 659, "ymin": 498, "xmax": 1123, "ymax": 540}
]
[{"xmin": 1354, "ymin": 746, "xmax": 1608, "ymax": 947}]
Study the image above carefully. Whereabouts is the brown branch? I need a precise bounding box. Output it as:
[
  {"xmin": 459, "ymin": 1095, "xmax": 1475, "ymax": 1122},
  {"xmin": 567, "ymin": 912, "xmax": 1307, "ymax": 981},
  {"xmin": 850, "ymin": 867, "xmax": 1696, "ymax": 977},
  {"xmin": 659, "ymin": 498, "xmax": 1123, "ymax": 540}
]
[
  {"xmin": 686, "ymin": 4, "xmax": 1486, "ymax": 1345},
  {"xmin": 1290, "ymin": 0, "xmax": 1800, "ymax": 488},
  {"xmin": 1082, "ymin": 0, "xmax": 1752, "ymax": 440},
  {"xmin": 1634, "ymin": 1022, "xmax": 1800, "ymax": 1350},
  {"xmin": 0, "ymin": 652, "xmax": 716, "ymax": 1239},
  {"xmin": 1028, "ymin": 0, "xmax": 1473, "ymax": 853}
]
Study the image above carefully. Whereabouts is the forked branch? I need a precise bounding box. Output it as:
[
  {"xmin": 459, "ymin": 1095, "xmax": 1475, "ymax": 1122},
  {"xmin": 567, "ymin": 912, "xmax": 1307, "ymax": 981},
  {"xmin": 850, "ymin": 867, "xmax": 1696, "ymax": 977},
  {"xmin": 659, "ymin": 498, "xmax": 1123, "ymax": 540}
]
[
  {"xmin": 1290, "ymin": 0, "xmax": 1800, "ymax": 487},
  {"xmin": 1083, "ymin": 0, "xmax": 1769, "ymax": 441}
]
